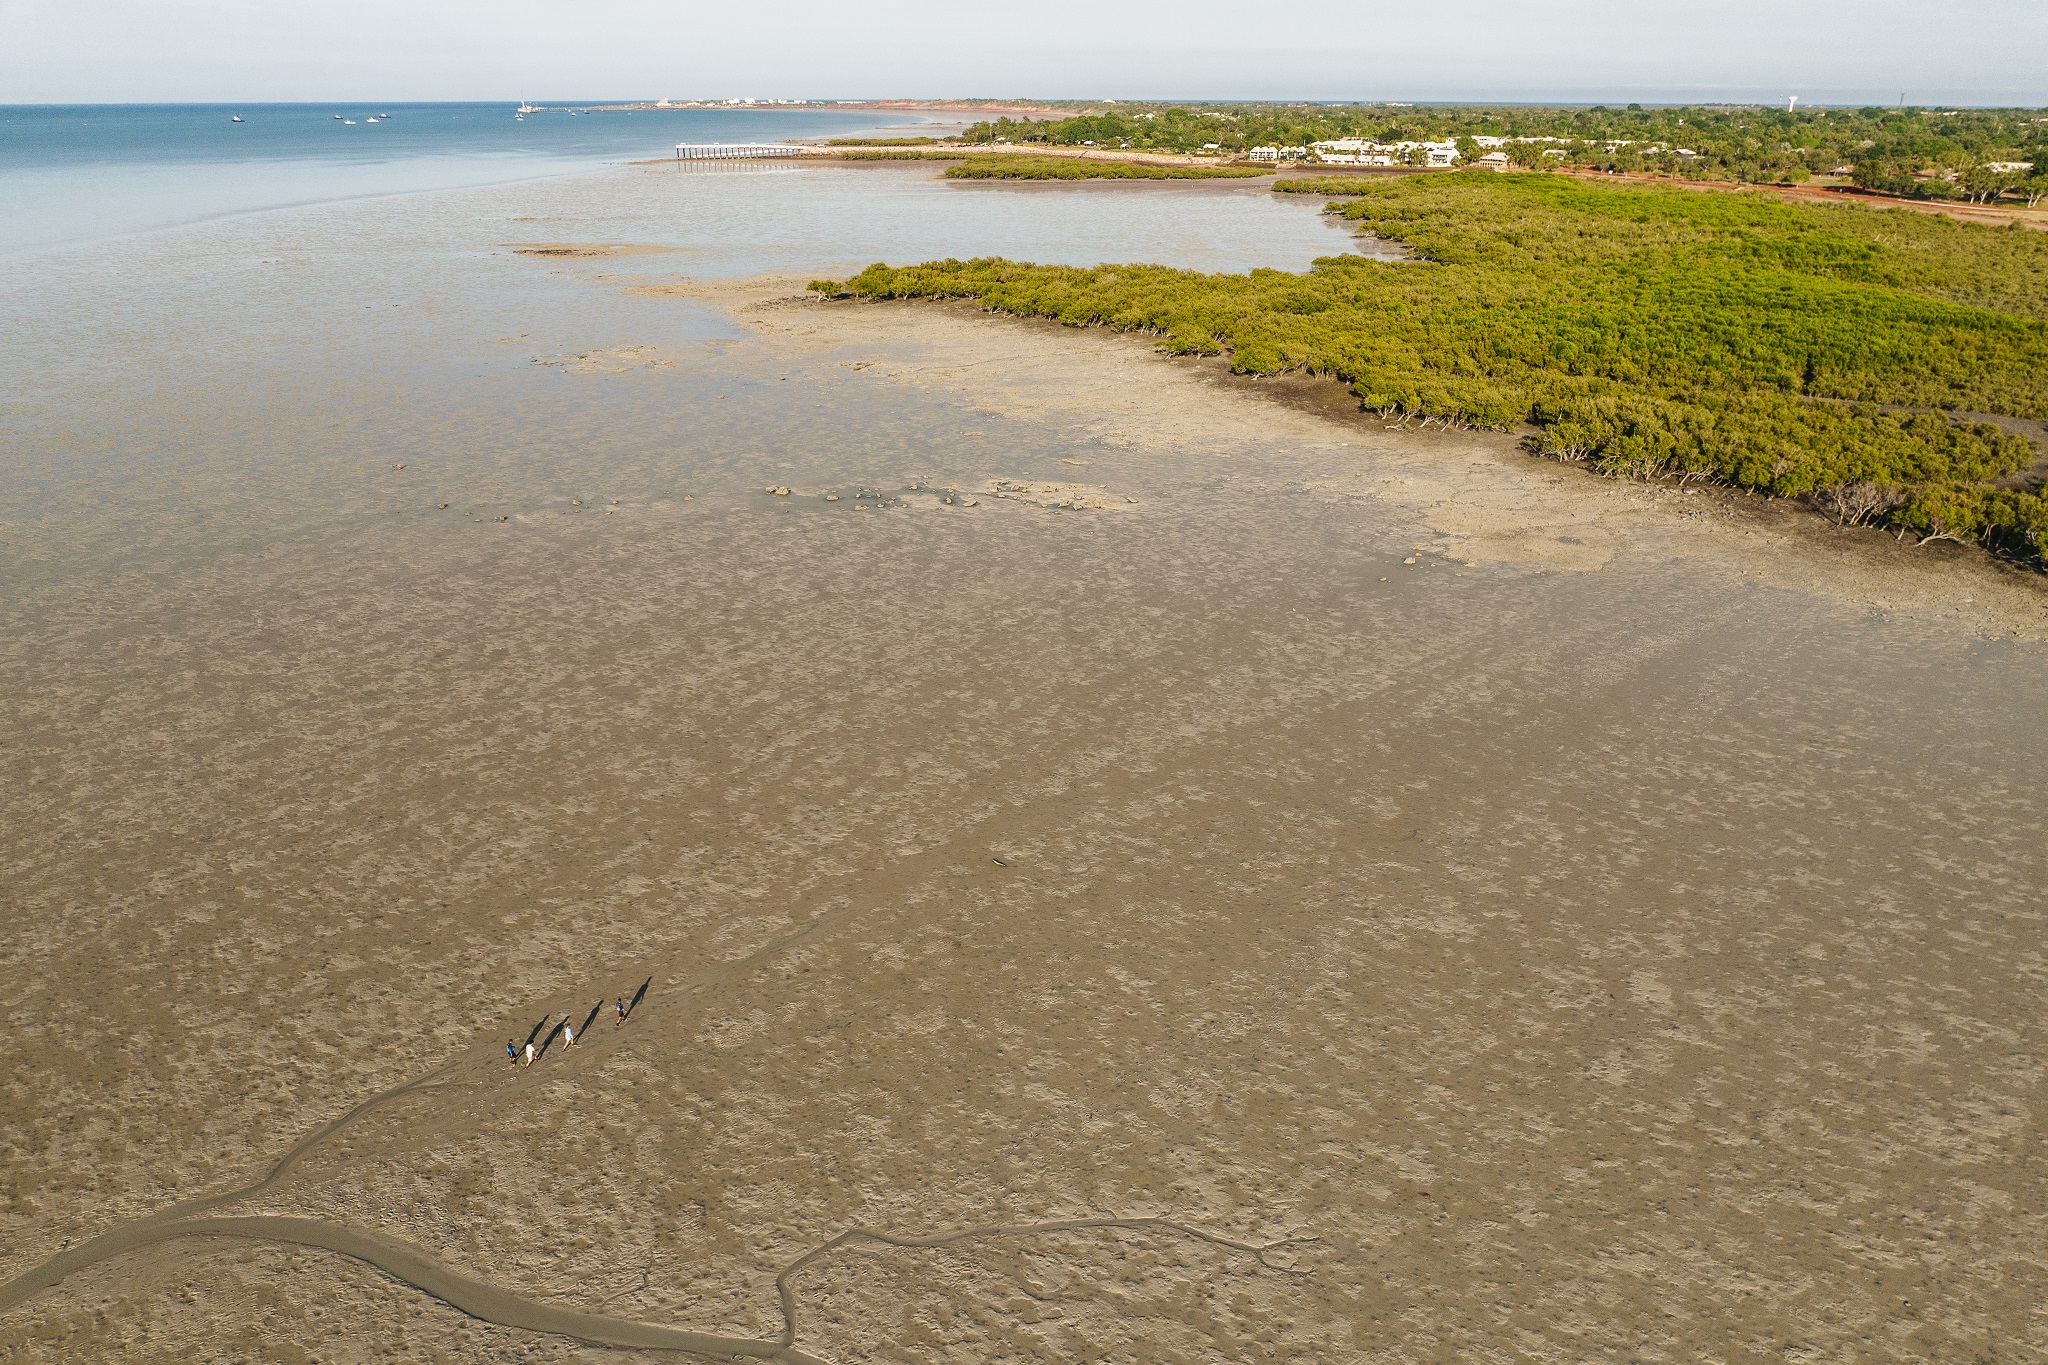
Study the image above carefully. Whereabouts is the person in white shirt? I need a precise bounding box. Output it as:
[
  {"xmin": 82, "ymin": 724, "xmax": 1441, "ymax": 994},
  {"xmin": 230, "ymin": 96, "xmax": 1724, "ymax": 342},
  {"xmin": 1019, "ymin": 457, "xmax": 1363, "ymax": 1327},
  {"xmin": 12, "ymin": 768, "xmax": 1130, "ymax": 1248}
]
[{"xmin": 562, "ymin": 1021, "xmax": 576, "ymax": 1049}]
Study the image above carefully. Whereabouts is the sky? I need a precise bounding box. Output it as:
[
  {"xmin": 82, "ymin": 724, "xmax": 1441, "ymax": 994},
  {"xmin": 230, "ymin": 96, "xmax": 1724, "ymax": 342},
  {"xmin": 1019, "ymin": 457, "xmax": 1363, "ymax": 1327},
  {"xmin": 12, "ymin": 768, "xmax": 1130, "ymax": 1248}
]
[{"xmin": 4, "ymin": 0, "xmax": 2044, "ymax": 106}]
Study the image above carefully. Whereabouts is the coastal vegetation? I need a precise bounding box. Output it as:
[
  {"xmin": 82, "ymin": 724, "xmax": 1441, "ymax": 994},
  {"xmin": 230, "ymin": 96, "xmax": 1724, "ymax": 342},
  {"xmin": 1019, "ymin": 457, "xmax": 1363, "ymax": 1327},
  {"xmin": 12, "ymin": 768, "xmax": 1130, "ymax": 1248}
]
[
  {"xmin": 828, "ymin": 137, "xmax": 941, "ymax": 146},
  {"xmin": 831, "ymin": 151, "xmax": 1267, "ymax": 178},
  {"xmin": 943, "ymin": 154, "xmax": 1266, "ymax": 181},
  {"xmin": 965, "ymin": 103, "xmax": 2048, "ymax": 206},
  {"xmin": 836, "ymin": 149, "xmax": 963, "ymax": 160},
  {"xmin": 819, "ymin": 173, "xmax": 2048, "ymax": 564}
]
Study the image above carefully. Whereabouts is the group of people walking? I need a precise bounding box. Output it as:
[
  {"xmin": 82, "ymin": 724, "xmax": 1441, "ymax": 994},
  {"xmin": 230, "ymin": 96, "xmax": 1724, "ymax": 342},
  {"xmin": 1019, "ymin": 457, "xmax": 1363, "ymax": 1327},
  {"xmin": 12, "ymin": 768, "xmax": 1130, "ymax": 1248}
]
[{"xmin": 508, "ymin": 977, "xmax": 650, "ymax": 1069}]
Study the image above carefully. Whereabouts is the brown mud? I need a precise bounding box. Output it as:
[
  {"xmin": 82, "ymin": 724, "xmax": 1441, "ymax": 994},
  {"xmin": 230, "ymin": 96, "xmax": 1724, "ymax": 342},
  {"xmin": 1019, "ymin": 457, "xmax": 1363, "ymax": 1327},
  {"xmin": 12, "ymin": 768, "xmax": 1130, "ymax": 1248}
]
[{"xmin": 4, "ymin": 251, "xmax": 2044, "ymax": 1362}]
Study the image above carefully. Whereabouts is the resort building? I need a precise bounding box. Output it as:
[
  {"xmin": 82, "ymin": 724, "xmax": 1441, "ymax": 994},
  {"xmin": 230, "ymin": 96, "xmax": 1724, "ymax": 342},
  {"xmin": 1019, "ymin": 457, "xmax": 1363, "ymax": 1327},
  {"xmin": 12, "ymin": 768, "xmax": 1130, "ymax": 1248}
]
[
  {"xmin": 1307, "ymin": 138, "xmax": 1459, "ymax": 168},
  {"xmin": 1309, "ymin": 138, "xmax": 1393, "ymax": 166}
]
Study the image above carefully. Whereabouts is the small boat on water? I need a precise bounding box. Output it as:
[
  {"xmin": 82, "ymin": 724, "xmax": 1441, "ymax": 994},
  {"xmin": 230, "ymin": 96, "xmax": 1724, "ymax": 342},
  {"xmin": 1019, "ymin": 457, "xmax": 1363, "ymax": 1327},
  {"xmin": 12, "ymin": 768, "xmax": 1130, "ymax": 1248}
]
[
  {"xmin": 343, "ymin": 119, "xmax": 356, "ymax": 125},
  {"xmin": 230, "ymin": 115, "xmax": 243, "ymax": 122}
]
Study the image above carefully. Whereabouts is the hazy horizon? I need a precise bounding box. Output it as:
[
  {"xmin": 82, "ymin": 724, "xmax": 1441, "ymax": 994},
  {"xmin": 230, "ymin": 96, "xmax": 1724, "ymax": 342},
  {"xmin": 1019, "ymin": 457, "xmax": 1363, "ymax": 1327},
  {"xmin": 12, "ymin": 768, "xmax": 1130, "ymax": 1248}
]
[
  {"xmin": 4, "ymin": 0, "xmax": 2043, "ymax": 108},
  {"xmin": 7, "ymin": 93, "xmax": 2048, "ymax": 110}
]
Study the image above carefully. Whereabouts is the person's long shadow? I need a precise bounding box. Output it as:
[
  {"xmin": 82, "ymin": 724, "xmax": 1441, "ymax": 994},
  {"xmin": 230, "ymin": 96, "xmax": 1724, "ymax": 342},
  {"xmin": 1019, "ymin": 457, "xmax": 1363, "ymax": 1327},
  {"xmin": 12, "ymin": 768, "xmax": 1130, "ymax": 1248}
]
[{"xmin": 531, "ymin": 1017, "xmax": 566, "ymax": 1065}]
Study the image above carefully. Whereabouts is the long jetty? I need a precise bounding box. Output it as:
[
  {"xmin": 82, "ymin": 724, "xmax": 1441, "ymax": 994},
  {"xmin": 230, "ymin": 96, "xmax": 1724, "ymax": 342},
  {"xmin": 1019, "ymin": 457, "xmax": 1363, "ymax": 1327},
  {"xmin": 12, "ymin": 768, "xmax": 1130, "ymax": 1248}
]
[{"xmin": 674, "ymin": 142, "xmax": 811, "ymax": 160}]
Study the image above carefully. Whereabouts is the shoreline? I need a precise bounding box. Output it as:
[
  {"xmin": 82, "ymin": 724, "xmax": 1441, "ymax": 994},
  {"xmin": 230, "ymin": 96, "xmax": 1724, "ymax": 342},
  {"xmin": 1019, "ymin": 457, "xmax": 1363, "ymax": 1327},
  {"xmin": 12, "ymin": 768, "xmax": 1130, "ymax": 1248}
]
[
  {"xmin": 636, "ymin": 271, "xmax": 2048, "ymax": 641},
  {"xmin": 807, "ymin": 141, "xmax": 2048, "ymax": 230},
  {"xmin": 628, "ymin": 135, "xmax": 2047, "ymax": 232},
  {"xmin": 577, "ymin": 99, "xmax": 1061, "ymax": 118}
]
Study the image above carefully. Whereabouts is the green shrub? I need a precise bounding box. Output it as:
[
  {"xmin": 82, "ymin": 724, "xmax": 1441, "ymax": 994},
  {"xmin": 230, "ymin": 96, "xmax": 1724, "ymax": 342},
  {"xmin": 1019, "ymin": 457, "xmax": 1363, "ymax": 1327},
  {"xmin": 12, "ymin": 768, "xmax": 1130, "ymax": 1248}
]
[
  {"xmin": 836, "ymin": 150, "xmax": 964, "ymax": 161},
  {"xmin": 944, "ymin": 155, "xmax": 1267, "ymax": 181},
  {"xmin": 827, "ymin": 174, "xmax": 2048, "ymax": 565}
]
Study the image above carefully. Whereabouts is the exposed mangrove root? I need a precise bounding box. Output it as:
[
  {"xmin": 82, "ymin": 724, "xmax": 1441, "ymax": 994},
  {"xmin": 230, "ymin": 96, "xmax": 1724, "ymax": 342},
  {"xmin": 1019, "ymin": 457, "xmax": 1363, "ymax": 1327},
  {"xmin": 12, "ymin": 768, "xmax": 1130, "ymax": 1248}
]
[{"xmin": 1370, "ymin": 406, "xmax": 1491, "ymax": 433}]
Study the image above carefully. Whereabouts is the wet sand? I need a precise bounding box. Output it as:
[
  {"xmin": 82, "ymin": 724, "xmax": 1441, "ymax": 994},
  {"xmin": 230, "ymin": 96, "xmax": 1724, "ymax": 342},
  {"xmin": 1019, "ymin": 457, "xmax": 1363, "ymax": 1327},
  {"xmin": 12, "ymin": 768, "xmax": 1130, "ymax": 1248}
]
[{"xmin": 2, "ymin": 172, "xmax": 2045, "ymax": 1363}]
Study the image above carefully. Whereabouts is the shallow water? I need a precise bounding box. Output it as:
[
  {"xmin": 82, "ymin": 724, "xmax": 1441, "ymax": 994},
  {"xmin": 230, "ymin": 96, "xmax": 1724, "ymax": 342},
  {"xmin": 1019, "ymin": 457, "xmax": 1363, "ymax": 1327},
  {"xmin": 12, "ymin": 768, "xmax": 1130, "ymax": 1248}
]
[
  {"xmin": 0, "ymin": 102, "xmax": 945, "ymax": 257},
  {"xmin": 2, "ymin": 156, "xmax": 2043, "ymax": 1362},
  {"xmin": 0, "ymin": 161, "xmax": 1368, "ymax": 570}
]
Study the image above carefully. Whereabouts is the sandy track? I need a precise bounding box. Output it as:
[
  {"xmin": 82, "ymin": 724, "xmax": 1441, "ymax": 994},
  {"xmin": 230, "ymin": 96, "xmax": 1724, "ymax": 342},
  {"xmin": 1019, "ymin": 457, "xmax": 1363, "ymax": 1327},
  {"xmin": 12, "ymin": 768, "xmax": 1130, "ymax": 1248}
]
[
  {"xmin": 3, "ymin": 1207, "xmax": 1312, "ymax": 1360},
  {"xmin": 5, "ymin": 1117, "xmax": 1309, "ymax": 1362},
  {"xmin": 2, "ymin": 1219, "xmax": 806, "ymax": 1358},
  {"xmin": 1, "ymin": 1215, "xmax": 812, "ymax": 1359}
]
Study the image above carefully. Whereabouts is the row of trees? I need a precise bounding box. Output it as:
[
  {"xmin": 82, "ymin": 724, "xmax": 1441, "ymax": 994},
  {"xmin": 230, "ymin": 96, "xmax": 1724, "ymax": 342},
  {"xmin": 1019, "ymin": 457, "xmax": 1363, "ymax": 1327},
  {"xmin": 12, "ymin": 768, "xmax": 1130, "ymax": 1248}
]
[
  {"xmin": 1852, "ymin": 160, "xmax": 2047, "ymax": 205},
  {"xmin": 963, "ymin": 110, "xmax": 1233, "ymax": 152},
  {"xmin": 821, "ymin": 173, "xmax": 2048, "ymax": 565},
  {"xmin": 941, "ymin": 154, "xmax": 1263, "ymax": 180},
  {"xmin": 960, "ymin": 103, "xmax": 2048, "ymax": 205}
]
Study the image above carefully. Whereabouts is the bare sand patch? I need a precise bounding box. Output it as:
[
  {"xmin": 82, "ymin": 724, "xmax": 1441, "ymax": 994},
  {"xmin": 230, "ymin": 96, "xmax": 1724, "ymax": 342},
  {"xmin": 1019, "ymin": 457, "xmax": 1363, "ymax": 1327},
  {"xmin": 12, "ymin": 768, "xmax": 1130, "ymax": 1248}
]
[
  {"xmin": 507, "ymin": 242, "xmax": 684, "ymax": 259},
  {"xmin": 532, "ymin": 344, "xmax": 676, "ymax": 374},
  {"xmin": 638, "ymin": 273, "xmax": 2048, "ymax": 639}
]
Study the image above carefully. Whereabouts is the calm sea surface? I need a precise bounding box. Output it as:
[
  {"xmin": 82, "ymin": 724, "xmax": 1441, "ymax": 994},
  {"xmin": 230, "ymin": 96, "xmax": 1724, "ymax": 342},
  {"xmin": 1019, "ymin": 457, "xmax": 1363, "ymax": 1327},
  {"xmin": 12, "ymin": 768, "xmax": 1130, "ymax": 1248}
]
[
  {"xmin": 0, "ymin": 102, "xmax": 935, "ymax": 256},
  {"xmin": 0, "ymin": 113, "xmax": 1371, "ymax": 558}
]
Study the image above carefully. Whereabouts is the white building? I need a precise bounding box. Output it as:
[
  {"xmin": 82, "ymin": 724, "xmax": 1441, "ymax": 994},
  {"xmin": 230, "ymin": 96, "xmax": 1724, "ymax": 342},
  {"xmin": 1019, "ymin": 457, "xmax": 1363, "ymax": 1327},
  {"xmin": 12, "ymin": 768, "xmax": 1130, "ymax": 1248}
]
[
  {"xmin": 1247, "ymin": 145, "xmax": 1310, "ymax": 162},
  {"xmin": 1308, "ymin": 138, "xmax": 1458, "ymax": 167}
]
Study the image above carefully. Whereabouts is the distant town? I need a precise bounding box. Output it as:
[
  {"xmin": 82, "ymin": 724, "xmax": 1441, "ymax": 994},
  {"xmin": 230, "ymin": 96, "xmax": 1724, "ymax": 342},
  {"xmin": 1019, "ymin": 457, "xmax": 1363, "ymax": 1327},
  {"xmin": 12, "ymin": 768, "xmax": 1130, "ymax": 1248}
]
[{"xmin": 553, "ymin": 98, "xmax": 2043, "ymax": 206}]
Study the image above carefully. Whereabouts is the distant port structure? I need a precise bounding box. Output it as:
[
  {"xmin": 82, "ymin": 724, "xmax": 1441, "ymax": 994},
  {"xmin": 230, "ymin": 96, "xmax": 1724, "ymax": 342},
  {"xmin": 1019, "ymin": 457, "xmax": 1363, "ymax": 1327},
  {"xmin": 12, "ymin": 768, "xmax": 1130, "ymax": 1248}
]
[{"xmin": 674, "ymin": 142, "xmax": 811, "ymax": 161}]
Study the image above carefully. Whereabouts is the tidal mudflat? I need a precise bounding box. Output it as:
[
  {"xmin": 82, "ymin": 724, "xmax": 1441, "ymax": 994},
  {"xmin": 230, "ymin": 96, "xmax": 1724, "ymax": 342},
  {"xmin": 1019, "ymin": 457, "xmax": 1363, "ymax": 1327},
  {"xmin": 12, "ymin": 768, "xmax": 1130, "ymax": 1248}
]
[{"xmin": 2, "ymin": 161, "xmax": 2043, "ymax": 1362}]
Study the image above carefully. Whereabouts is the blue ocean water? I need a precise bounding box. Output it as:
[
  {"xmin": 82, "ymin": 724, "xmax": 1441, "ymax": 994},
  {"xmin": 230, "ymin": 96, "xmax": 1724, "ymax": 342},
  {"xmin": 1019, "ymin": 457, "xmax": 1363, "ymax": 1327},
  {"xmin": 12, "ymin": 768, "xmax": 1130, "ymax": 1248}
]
[{"xmin": 0, "ymin": 102, "xmax": 920, "ymax": 257}]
